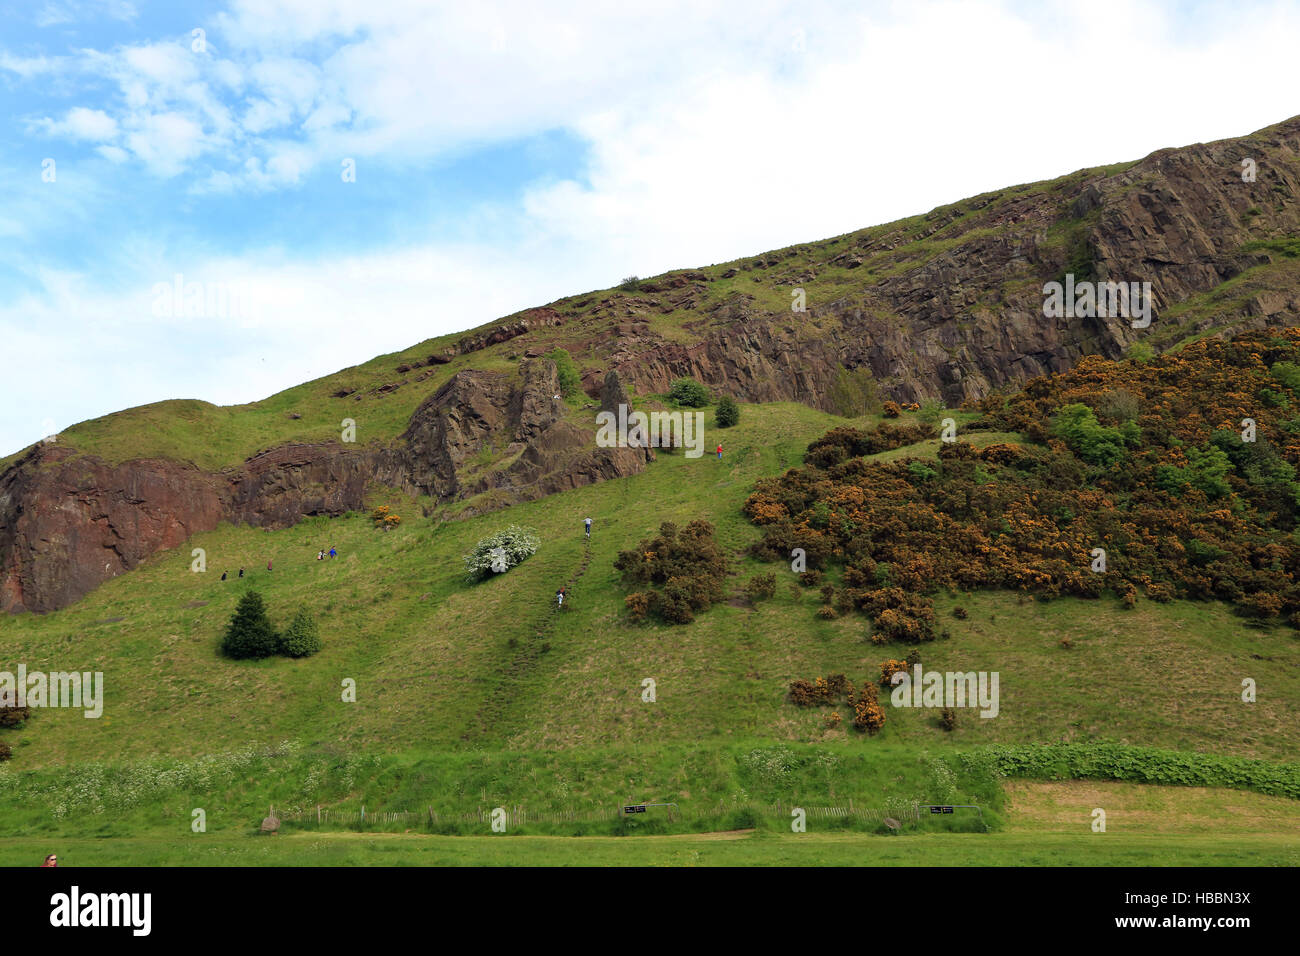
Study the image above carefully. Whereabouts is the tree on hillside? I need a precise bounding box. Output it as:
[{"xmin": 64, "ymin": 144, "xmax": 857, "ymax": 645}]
[
  {"xmin": 669, "ymin": 377, "xmax": 711, "ymax": 408},
  {"xmin": 221, "ymin": 591, "xmax": 279, "ymax": 659},
  {"xmin": 279, "ymin": 606, "xmax": 323, "ymax": 658},
  {"xmin": 715, "ymin": 395, "xmax": 740, "ymax": 428}
]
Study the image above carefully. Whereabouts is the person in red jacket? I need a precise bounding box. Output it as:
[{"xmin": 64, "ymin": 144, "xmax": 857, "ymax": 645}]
[{"xmin": 716, "ymin": 444, "xmax": 722, "ymax": 460}]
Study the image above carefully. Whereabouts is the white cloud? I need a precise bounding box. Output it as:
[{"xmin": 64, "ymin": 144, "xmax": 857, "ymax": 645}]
[
  {"xmin": 123, "ymin": 110, "xmax": 207, "ymax": 176},
  {"xmin": 7, "ymin": 0, "xmax": 1300, "ymax": 456},
  {"xmin": 40, "ymin": 106, "xmax": 119, "ymax": 141}
]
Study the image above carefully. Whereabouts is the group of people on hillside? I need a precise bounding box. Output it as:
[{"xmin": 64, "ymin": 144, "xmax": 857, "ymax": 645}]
[{"xmin": 216, "ymin": 548, "xmax": 335, "ymax": 581}]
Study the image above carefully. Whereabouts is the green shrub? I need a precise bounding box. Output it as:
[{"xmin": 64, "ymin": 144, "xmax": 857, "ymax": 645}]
[
  {"xmin": 829, "ymin": 366, "xmax": 881, "ymax": 416},
  {"xmin": 464, "ymin": 525, "xmax": 540, "ymax": 581},
  {"xmin": 1051, "ymin": 403, "xmax": 1136, "ymax": 467},
  {"xmin": 548, "ymin": 348, "xmax": 581, "ymax": 398},
  {"xmin": 1155, "ymin": 445, "xmax": 1234, "ymax": 500},
  {"xmin": 918, "ymin": 399, "xmax": 945, "ymax": 426},
  {"xmin": 715, "ymin": 395, "xmax": 740, "ymax": 428},
  {"xmin": 221, "ymin": 591, "xmax": 279, "ymax": 660},
  {"xmin": 1127, "ymin": 341, "xmax": 1155, "ymax": 363},
  {"xmin": 1271, "ymin": 361, "xmax": 1300, "ymax": 392},
  {"xmin": 279, "ymin": 607, "xmax": 323, "ymax": 658},
  {"xmin": 619, "ymin": 276, "xmax": 640, "ymax": 291},
  {"xmin": 669, "ymin": 378, "xmax": 711, "ymax": 408},
  {"xmin": 975, "ymin": 743, "xmax": 1300, "ymax": 799}
]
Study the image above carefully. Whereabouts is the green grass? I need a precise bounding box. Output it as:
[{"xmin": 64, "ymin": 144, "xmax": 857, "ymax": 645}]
[
  {"xmin": 3, "ymin": 830, "xmax": 1295, "ymax": 866},
  {"xmin": 4, "ymin": 399, "xmax": 1298, "ymax": 864},
  {"xmin": 4, "ymin": 402, "xmax": 1297, "ymax": 769}
]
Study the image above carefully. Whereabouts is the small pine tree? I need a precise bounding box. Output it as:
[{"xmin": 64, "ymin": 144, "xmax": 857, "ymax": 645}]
[
  {"xmin": 715, "ymin": 395, "xmax": 740, "ymax": 428},
  {"xmin": 221, "ymin": 591, "xmax": 279, "ymax": 659},
  {"xmin": 279, "ymin": 606, "xmax": 323, "ymax": 658}
]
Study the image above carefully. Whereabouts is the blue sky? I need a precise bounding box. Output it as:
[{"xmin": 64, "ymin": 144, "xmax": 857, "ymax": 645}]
[{"xmin": 3, "ymin": 0, "xmax": 1300, "ymax": 456}]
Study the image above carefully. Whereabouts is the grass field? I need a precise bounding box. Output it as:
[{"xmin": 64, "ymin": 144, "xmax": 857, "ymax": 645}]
[
  {"xmin": 3, "ymin": 779, "xmax": 1295, "ymax": 866},
  {"xmin": 3, "ymin": 401, "xmax": 1298, "ymax": 865}
]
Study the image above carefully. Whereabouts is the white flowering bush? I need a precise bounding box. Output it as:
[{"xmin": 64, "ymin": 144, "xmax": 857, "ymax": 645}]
[{"xmin": 463, "ymin": 525, "xmax": 539, "ymax": 581}]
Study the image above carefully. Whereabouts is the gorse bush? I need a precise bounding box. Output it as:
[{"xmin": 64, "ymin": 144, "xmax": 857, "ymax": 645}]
[
  {"xmin": 745, "ymin": 329, "xmax": 1300, "ymax": 642},
  {"xmin": 669, "ymin": 377, "xmax": 712, "ymax": 408},
  {"xmin": 464, "ymin": 525, "xmax": 540, "ymax": 582},
  {"xmin": 745, "ymin": 572, "xmax": 776, "ymax": 602},
  {"xmin": 221, "ymin": 591, "xmax": 279, "ymax": 660},
  {"xmin": 0, "ymin": 704, "xmax": 31, "ymax": 729},
  {"xmin": 614, "ymin": 519, "xmax": 728, "ymax": 624}
]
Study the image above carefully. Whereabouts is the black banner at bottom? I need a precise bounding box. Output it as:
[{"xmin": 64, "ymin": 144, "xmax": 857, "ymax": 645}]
[{"xmin": 3, "ymin": 866, "xmax": 1280, "ymax": 942}]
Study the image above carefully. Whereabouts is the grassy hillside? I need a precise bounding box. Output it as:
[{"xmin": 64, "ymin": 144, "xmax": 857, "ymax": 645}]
[
  {"xmin": 5, "ymin": 400, "xmax": 1298, "ymax": 770},
  {"xmin": 5, "ymin": 377, "xmax": 1299, "ymax": 863},
  {"xmin": 0, "ymin": 156, "xmax": 1151, "ymax": 472}
]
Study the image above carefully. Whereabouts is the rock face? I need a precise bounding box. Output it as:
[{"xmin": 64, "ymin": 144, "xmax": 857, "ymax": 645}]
[
  {"xmin": 0, "ymin": 359, "xmax": 651, "ymax": 613},
  {"xmin": 0, "ymin": 445, "xmax": 225, "ymax": 613},
  {"xmin": 592, "ymin": 118, "xmax": 1300, "ymax": 408},
  {"xmin": 6, "ymin": 116, "xmax": 1300, "ymax": 613}
]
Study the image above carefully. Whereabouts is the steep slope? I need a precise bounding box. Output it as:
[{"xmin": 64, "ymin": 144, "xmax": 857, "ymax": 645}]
[{"xmin": 4, "ymin": 115, "xmax": 1300, "ymax": 613}]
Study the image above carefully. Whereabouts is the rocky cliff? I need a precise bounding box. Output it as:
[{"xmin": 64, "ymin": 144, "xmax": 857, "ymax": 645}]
[
  {"xmin": 5, "ymin": 116, "xmax": 1300, "ymax": 613},
  {"xmin": 0, "ymin": 358, "xmax": 648, "ymax": 612}
]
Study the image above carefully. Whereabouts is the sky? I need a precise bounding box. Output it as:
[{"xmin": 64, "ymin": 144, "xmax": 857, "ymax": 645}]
[{"xmin": 2, "ymin": 0, "xmax": 1299, "ymax": 457}]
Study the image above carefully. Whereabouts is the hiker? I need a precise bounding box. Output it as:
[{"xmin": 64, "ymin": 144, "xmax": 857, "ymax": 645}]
[
  {"xmin": 556, "ymin": 588, "xmax": 564, "ymax": 609},
  {"xmin": 40, "ymin": 854, "xmax": 57, "ymax": 867},
  {"xmin": 221, "ymin": 571, "xmax": 227, "ymax": 581},
  {"xmin": 717, "ymin": 443, "xmax": 723, "ymax": 460},
  {"xmin": 584, "ymin": 517, "xmax": 592, "ymax": 539},
  {"xmin": 238, "ymin": 568, "xmax": 244, "ymax": 579},
  {"xmin": 267, "ymin": 560, "xmax": 273, "ymax": 572},
  {"xmin": 317, "ymin": 550, "xmax": 324, "ymax": 561},
  {"xmin": 329, "ymin": 546, "xmax": 337, "ymax": 559}
]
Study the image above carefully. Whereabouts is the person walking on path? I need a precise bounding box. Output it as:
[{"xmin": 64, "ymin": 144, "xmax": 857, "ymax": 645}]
[
  {"xmin": 584, "ymin": 517, "xmax": 592, "ymax": 540},
  {"xmin": 716, "ymin": 443, "xmax": 723, "ymax": 460},
  {"xmin": 556, "ymin": 587, "xmax": 565, "ymax": 609},
  {"xmin": 238, "ymin": 567, "xmax": 244, "ymax": 579},
  {"xmin": 329, "ymin": 546, "xmax": 337, "ymax": 559}
]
